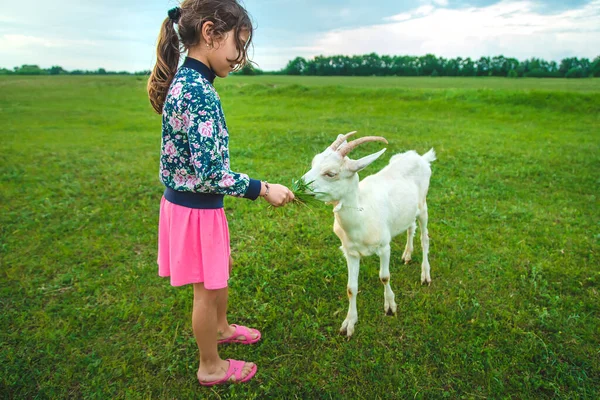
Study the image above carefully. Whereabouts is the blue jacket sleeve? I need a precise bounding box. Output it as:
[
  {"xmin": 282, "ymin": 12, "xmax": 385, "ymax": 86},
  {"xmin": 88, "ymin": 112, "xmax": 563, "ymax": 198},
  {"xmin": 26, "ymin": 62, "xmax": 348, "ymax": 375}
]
[{"xmin": 185, "ymin": 90, "xmax": 261, "ymax": 199}]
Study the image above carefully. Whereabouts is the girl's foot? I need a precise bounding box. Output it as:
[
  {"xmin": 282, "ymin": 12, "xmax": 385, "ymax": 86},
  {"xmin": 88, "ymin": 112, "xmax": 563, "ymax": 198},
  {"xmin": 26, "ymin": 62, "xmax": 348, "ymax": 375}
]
[
  {"xmin": 197, "ymin": 359, "xmax": 256, "ymax": 385},
  {"xmin": 218, "ymin": 324, "xmax": 261, "ymax": 344}
]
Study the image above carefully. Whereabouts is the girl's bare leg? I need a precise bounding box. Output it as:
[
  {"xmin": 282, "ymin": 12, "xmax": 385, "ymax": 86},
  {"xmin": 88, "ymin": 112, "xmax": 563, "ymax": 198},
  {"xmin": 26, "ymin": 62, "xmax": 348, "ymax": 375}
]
[
  {"xmin": 193, "ymin": 283, "xmax": 254, "ymax": 383},
  {"xmin": 215, "ymin": 257, "xmax": 258, "ymax": 341}
]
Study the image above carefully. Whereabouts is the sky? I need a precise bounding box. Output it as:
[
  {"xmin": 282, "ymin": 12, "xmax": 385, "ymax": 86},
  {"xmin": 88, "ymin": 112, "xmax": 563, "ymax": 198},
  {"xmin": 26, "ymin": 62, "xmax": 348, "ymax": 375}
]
[{"xmin": 0, "ymin": 0, "xmax": 598, "ymax": 72}]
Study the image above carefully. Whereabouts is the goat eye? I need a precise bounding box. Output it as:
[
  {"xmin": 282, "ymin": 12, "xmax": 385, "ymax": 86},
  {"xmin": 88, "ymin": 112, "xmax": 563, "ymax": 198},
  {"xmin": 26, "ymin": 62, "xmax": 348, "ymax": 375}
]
[{"xmin": 324, "ymin": 171, "xmax": 337, "ymax": 178}]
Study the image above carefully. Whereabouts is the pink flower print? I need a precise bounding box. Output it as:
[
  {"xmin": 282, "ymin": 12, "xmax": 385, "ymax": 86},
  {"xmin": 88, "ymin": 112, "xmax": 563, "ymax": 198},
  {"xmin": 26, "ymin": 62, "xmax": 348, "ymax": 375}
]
[
  {"xmin": 219, "ymin": 173, "xmax": 235, "ymax": 188},
  {"xmin": 199, "ymin": 120, "xmax": 213, "ymax": 138},
  {"xmin": 199, "ymin": 110, "xmax": 207, "ymax": 116},
  {"xmin": 181, "ymin": 112, "xmax": 192, "ymax": 131},
  {"xmin": 169, "ymin": 116, "xmax": 182, "ymax": 132},
  {"xmin": 173, "ymin": 173, "xmax": 186, "ymax": 187},
  {"xmin": 170, "ymin": 82, "xmax": 183, "ymax": 97},
  {"xmin": 162, "ymin": 169, "xmax": 170, "ymax": 177},
  {"xmin": 184, "ymin": 92, "xmax": 192, "ymax": 100},
  {"xmin": 164, "ymin": 141, "xmax": 177, "ymax": 156},
  {"xmin": 185, "ymin": 175, "xmax": 199, "ymax": 190}
]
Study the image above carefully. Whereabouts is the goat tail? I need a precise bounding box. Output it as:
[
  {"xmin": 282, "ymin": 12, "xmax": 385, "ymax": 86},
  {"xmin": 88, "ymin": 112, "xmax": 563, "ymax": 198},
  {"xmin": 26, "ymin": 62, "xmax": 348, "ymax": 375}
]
[{"xmin": 422, "ymin": 148, "xmax": 436, "ymax": 164}]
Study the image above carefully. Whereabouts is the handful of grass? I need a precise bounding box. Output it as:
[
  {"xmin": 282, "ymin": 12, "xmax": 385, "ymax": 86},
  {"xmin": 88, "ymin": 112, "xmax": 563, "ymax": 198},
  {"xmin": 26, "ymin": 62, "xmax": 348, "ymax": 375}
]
[{"xmin": 291, "ymin": 178, "xmax": 321, "ymax": 207}]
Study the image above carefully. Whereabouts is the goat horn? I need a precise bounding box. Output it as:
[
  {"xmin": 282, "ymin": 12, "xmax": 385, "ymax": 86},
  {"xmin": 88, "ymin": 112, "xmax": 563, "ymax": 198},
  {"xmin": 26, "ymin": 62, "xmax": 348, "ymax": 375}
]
[
  {"xmin": 338, "ymin": 136, "xmax": 388, "ymax": 157},
  {"xmin": 329, "ymin": 131, "xmax": 357, "ymax": 151}
]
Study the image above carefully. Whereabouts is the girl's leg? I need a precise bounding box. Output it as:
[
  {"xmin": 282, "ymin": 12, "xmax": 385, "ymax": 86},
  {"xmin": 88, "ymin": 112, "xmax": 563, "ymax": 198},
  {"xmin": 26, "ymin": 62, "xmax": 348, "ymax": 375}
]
[
  {"xmin": 216, "ymin": 285, "xmax": 231, "ymax": 336},
  {"xmin": 215, "ymin": 257, "xmax": 258, "ymax": 341},
  {"xmin": 193, "ymin": 283, "xmax": 254, "ymax": 383}
]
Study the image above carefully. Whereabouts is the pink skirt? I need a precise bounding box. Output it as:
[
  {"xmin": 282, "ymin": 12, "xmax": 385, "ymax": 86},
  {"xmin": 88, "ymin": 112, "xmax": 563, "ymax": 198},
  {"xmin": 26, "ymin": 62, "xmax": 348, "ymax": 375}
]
[{"xmin": 157, "ymin": 197, "xmax": 230, "ymax": 289}]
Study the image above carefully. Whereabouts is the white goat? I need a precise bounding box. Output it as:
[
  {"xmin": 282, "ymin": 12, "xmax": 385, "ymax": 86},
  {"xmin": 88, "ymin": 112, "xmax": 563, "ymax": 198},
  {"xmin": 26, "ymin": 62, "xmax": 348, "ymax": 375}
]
[{"xmin": 302, "ymin": 132, "xmax": 436, "ymax": 338}]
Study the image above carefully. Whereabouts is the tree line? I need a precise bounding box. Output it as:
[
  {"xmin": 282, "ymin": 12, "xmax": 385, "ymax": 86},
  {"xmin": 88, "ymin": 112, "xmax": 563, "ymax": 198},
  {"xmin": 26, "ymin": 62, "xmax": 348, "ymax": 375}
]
[
  {"xmin": 0, "ymin": 65, "xmax": 150, "ymax": 76},
  {"xmin": 280, "ymin": 54, "xmax": 600, "ymax": 78},
  {"xmin": 3, "ymin": 53, "xmax": 600, "ymax": 78}
]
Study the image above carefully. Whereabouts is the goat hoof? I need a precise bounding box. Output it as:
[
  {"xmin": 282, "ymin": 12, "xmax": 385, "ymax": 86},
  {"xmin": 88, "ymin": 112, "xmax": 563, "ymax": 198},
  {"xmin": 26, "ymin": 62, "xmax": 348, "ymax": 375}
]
[
  {"xmin": 339, "ymin": 329, "xmax": 354, "ymax": 338},
  {"xmin": 340, "ymin": 320, "xmax": 355, "ymax": 337},
  {"xmin": 386, "ymin": 308, "xmax": 395, "ymax": 316}
]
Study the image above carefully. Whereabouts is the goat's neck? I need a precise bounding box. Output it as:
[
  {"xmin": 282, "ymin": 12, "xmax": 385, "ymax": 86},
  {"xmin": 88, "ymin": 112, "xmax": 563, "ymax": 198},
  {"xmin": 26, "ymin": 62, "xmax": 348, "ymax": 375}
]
[{"xmin": 332, "ymin": 176, "xmax": 364, "ymax": 228}]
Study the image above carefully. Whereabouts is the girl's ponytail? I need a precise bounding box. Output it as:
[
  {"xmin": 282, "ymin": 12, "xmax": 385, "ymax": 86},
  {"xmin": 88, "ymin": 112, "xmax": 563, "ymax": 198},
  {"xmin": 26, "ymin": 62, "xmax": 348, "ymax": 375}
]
[
  {"xmin": 148, "ymin": 1, "xmax": 255, "ymax": 114},
  {"xmin": 147, "ymin": 14, "xmax": 181, "ymax": 114}
]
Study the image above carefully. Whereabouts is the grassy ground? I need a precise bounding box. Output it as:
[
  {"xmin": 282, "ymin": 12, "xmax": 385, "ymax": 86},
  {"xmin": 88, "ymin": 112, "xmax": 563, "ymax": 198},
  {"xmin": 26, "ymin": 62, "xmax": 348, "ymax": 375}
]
[
  {"xmin": 1, "ymin": 75, "xmax": 599, "ymax": 399},
  {"xmin": 221, "ymin": 74, "xmax": 600, "ymax": 91}
]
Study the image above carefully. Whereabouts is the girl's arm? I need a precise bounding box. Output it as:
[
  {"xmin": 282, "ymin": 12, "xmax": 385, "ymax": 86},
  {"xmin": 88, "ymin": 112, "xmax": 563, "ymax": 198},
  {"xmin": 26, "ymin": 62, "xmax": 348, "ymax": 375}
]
[{"xmin": 184, "ymin": 95, "xmax": 261, "ymax": 199}]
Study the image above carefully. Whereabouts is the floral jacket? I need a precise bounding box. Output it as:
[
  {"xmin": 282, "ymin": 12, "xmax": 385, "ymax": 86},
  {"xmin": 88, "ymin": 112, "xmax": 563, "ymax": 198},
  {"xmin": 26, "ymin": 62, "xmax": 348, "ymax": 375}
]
[{"xmin": 159, "ymin": 57, "xmax": 261, "ymax": 203}]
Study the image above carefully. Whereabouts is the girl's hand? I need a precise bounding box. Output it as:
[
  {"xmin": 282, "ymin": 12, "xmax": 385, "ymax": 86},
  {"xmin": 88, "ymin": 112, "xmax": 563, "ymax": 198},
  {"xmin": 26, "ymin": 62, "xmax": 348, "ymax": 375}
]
[{"xmin": 263, "ymin": 183, "xmax": 294, "ymax": 207}]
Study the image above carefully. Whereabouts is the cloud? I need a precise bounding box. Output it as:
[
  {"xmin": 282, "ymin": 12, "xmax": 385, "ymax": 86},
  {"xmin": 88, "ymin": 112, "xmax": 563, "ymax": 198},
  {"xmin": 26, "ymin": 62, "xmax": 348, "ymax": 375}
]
[
  {"xmin": 415, "ymin": 5, "xmax": 436, "ymax": 16},
  {"xmin": 306, "ymin": 0, "xmax": 600, "ymax": 62},
  {"xmin": 0, "ymin": 34, "xmax": 155, "ymax": 71},
  {"xmin": 0, "ymin": 15, "xmax": 16, "ymax": 23},
  {"xmin": 0, "ymin": 1, "xmax": 164, "ymax": 71},
  {"xmin": 2, "ymin": 0, "xmax": 598, "ymax": 72},
  {"xmin": 385, "ymin": 13, "xmax": 412, "ymax": 22},
  {"xmin": 0, "ymin": 34, "xmax": 98, "ymax": 49},
  {"xmin": 250, "ymin": 45, "xmax": 323, "ymax": 71}
]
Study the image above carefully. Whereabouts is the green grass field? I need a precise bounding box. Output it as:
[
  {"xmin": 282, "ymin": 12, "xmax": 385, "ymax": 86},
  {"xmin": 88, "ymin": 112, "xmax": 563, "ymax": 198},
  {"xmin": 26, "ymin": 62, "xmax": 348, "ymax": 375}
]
[{"xmin": 1, "ymin": 75, "xmax": 599, "ymax": 399}]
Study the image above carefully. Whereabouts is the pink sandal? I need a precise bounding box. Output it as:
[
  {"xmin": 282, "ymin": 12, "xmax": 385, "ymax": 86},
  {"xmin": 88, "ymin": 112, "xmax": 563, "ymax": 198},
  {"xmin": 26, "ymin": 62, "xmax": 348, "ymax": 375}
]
[
  {"xmin": 198, "ymin": 359, "xmax": 257, "ymax": 386},
  {"xmin": 217, "ymin": 324, "xmax": 261, "ymax": 345}
]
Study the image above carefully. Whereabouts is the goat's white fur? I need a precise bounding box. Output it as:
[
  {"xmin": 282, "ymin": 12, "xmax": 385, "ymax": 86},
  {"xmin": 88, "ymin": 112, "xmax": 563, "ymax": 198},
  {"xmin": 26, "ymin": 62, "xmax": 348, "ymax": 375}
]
[{"xmin": 302, "ymin": 134, "xmax": 436, "ymax": 338}]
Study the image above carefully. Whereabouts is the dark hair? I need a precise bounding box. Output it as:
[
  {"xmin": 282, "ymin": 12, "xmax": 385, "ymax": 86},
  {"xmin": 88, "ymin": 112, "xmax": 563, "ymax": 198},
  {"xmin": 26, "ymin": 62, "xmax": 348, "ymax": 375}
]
[{"xmin": 147, "ymin": 0, "xmax": 254, "ymax": 114}]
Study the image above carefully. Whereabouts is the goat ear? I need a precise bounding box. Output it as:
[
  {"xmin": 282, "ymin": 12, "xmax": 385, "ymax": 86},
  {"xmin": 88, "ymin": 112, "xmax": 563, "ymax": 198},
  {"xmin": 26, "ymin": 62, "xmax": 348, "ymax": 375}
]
[{"xmin": 346, "ymin": 148, "xmax": 387, "ymax": 173}]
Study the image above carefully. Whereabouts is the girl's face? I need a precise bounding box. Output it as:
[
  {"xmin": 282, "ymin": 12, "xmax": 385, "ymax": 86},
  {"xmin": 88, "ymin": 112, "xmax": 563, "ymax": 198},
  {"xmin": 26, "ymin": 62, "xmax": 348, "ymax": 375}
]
[{"xmin": 208, "ymin": 29, "xmax": 250, "ymax": 78}]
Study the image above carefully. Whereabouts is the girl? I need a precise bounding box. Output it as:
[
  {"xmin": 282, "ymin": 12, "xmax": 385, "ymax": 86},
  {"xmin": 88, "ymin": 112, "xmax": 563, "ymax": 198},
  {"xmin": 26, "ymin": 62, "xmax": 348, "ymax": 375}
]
[{"xmin": 147, "ymin": 0, "xmax": 294, "ymax": 386}]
